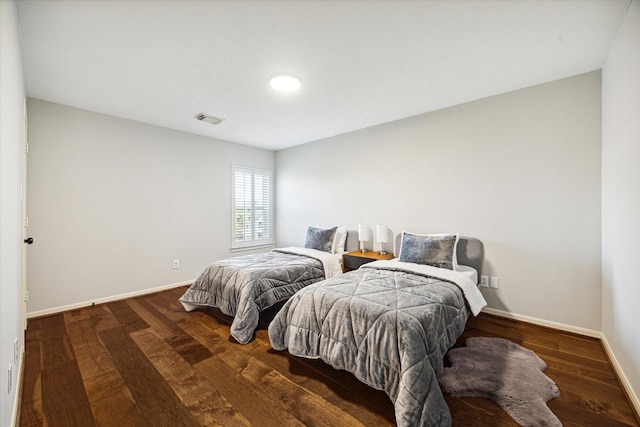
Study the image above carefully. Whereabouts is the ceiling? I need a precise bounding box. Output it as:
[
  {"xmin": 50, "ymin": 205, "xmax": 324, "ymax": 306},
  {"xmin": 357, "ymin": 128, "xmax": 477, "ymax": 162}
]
[{"xmin": 16, "ymin": 0, "xmax": 630, "ymax": 151}]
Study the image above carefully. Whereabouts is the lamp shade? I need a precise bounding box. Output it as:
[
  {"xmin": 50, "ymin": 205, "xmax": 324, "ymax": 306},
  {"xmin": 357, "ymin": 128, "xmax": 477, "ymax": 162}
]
[
  {"xmin": 358, "ymin": 224, "xmax": 370, "ymax": 241},
  {"xmin": 376, "ymin": 224, "xmax": 389, "ymax": 243}
]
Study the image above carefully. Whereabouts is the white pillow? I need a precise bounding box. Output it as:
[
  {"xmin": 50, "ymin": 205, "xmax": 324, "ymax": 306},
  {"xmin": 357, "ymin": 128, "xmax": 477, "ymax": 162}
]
[{"xmin": 332, "ymin": 226, "xmax": 347, "ymax": 254}]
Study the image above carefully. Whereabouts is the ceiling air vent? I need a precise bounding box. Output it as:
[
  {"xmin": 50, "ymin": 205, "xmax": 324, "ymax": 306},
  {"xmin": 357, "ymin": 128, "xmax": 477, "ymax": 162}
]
[{"xmin": 194, "ymin": 113, "xmax": 224, "ymax": 125}]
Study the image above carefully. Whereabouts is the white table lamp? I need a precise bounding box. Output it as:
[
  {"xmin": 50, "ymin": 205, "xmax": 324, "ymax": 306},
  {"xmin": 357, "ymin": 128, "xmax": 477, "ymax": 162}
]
[
  {"xmin": 358, "ymin": 224, "xmax": 370, "ymax": 252},
  {"xmin": 376, "ymin": 224, "xmax": 389, "ymax": 255}
]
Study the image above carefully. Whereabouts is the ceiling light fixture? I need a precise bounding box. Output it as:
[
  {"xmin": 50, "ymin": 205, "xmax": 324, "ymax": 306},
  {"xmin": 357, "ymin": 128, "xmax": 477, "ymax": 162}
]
[{"xmin": 270, "ymin": 75, "xmax": 301, "ymax": 93}]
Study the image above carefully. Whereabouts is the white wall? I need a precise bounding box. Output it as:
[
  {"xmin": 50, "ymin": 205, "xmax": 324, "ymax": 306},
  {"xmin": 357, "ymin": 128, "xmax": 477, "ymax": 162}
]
[
  {"xmin": 276, "ymin": 71, "xmax": 602, "ymax": 331},
  {"xmin": 26, "ymin": 99, "xmax": 274, "ymax": 314},
  {"xmin": 0, "ymin": 1, "xmax": 26, "ymax": 425},
  {"xmin": 602, "ymin": 0, "xmax": 640, "ymax": 411}
]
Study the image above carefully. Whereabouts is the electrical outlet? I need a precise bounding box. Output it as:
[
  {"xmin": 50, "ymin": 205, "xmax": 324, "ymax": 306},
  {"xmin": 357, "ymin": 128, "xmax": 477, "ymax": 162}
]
[
  {"xmin": 172, "ymin": 259, "xmax": 180, "ymax": 269},
  {"xmin": 490, "ymin": 277, "xmax": 499, "ymax": 289},
  {"xmin": 480, "ymin": 275, "xmax": 489, "ymax": 287}
]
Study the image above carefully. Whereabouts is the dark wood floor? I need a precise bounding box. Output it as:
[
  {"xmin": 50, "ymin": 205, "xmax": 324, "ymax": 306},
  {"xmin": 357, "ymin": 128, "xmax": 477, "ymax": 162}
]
[{"xmin": 18, "ymin": 285, "xmax": 639, "ymax": 426}]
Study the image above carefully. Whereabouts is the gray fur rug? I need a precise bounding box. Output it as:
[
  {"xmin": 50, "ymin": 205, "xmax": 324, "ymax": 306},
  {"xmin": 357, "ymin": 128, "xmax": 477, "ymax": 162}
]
[{"xmin": 438, "ymin": 337, "xmax": 561, "ymax": 427}]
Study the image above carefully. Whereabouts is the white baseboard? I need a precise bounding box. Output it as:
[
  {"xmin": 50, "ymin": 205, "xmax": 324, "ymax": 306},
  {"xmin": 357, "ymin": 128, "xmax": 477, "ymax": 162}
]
[
  {"xmin": 11, "ymin": 350, "xmax": 24, "ymax": 427},
  {"xmin": 481, "ymin": 306, "xmax": 601, "ymax": 338},
  {"xmin": 601, "ymin": 335, "xmax": 640, "ymax": 419},
  {"xmin": 482, "ymin": 307, "xmax": 639, "ymax": 419},
  {"xmin": 26, "ymin": 280, "xmax": 194, "ymax": 319}
]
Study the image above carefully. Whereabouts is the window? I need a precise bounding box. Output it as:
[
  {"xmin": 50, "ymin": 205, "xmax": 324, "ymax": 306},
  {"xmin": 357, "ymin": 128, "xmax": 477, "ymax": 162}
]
[{"xmin": 231, "ymin": 166, "xmax": 273, "ymax": 249}]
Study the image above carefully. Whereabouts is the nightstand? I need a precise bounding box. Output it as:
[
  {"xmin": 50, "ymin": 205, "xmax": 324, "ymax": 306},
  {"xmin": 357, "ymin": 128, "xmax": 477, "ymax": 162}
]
[{"xmin": 343, "ymin": 251, "xmax": 394, "ymax": 272}]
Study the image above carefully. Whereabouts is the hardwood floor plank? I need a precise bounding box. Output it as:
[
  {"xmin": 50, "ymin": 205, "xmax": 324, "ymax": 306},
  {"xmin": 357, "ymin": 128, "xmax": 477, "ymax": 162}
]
[
  {"xmin": 41, "ymin": 362, "xmax": 96, "ymax": 427},
  {"xmin": 130, "ymin": 327, "xmax": 251, "ymax": 426},
  {"xmin": 98, "ymin": 326, "xmax": 199, "ymax": 426},
  {"xmin": 445, "ymin": 395, "xmax": 518, "ymax": 427},
  {"xmin": 64, "ymin": 312, "xmax": 118, "ymax": 381},
  {"xmin": 40, "ymin": 314, "xmax": 74, "ymax": 369},
  {"xmin": 19, "ymin": 328, "xmax": 43, "ymax": 427},
  {"xmin": 128, "ymin": 296, "xmax": 213, "ymax": 365},
  {"xmin": 195, "ymin": 355, "xmax": 307, "ymax": 427},
  {"xmin": 550, "ymin": 375, "xmax": 637, "ymax": 422},
  {"xmin": 167, "ymin": 311, "xmax": 370, "ymax": 425},
  {"xmin": 88, "ymin": 389, "xmax": 152, "ymax": 427},
  {"xmin": 144, "ymin": 289, "xmax": 183, "ymax": 315},
  {"xmin": 66, "ymin": 312, "xmax": 149, "ymax": 426},
  {"xmin": 88, "ymin": 303, "xmax": 121, "ymax": 332},
  {"xmin": 526, "ymin": 341, "xmax": 614, "ymax": 374},
  {"xmin": 106, "ymin": 299, "xmax": 149, "ymax": 333},
  {"xmin": 549, "ymin": 400, "xmax": 637, "ymax": 427},
  {"xmin": 154, "ymin": 303, "xmax": 314, "ymax": 425},
  {"xmin": 543, "ymin": 352, "xmax": 619, "ymax": 387},
  {"xmin": 65, "ymin": 307, "xmax": 91, "ymax": 323},
  {"xmin": 216, "ymin": 343, "xmax": 367, "ymax": 426},
  {"xmin": 551, "ymin": 333, "xmax": 609, "ymax": 362},
  {"xmin": 251, "ymin": 328, "xmax": 396, "ymax": 425},
  {"xmin": 31, "ymin": 314, "xmax": 97, "ymax": 427},
  {"xmin": 144, "ymin": 294, "xmax": 229, "ymax": 354}
]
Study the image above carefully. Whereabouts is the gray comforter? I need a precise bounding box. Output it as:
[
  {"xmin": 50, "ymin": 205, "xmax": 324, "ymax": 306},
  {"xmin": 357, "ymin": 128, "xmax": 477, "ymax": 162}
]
[
  {"xmin": 179, "ymin": 248, "xmax": 331, "ymax": 344},
  {"xmin": 269, "ymin": 262, "xmax": 478, "ymax": 426}
]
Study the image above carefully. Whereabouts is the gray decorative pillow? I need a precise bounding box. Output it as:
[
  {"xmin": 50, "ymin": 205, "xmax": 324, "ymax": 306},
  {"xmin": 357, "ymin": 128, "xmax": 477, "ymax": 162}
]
[
  {"xmin": 398, "ymin": 232, "xmax": 458, "ymax": 270},
  {"xmin": 304, "ymin": 226, "xmax": 338, "ymax": 253}
]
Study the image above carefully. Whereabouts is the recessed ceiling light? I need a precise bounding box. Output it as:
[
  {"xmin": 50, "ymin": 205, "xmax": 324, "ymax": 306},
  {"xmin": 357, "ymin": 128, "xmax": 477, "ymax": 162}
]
[{"xmin": 270, "ymin": 75, "xmax": 301, "ymax": 93}]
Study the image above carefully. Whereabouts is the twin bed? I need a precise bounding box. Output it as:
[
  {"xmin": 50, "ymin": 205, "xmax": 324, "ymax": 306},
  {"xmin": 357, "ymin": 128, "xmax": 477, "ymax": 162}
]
[
  {"xmin": 179, "ymin": 227, "xmax": 486, "ymax": 426},
  {"xmin": 179, "ymin": 226, "xmax": 347, "ymax": 344}
]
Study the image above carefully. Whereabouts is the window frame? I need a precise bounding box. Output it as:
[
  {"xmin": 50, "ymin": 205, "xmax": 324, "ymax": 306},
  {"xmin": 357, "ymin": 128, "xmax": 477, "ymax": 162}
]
[{"xmin": 230, "ymin": 165, "xmax": 274, "ymax": 251}]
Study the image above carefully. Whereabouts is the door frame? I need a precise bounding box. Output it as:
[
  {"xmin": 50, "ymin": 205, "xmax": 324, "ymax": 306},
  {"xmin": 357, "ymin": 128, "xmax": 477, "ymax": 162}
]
[{"xmin": 21, "ymin": 98, "xmax": 28, "ymax": 330}]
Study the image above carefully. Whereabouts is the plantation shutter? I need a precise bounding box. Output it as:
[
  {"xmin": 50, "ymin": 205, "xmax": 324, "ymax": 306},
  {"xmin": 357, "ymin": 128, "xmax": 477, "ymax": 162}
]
[
  {"xmin": 253, "ymin": 171, "xmax": 271, "ymax": 241},
  {"xmin": 232, "ymin": 166, "xmax": 273, "ymax": 248}
]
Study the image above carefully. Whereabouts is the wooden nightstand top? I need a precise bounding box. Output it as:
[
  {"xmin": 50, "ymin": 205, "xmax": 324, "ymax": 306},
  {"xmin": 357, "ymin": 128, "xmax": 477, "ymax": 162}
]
[
  {"xmin": 342, "ymin": 251, "xmax": 394, "ymax": 272},
  {"xmin": 344, "ymin": 251, "xmax": 394, "ymax": 261}
]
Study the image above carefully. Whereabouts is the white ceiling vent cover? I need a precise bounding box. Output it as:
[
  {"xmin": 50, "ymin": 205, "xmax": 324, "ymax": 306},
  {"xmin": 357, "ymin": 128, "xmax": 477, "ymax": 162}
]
[{"xmin": 194, "ymin": 113, "xmax": 224, "ymax": 125}]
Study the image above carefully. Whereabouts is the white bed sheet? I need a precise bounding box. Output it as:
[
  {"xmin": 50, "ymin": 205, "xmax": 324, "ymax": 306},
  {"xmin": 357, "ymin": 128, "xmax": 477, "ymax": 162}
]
[{"xmin": 455, "ymin": 264, "xmax": 478, "ymax": 286}]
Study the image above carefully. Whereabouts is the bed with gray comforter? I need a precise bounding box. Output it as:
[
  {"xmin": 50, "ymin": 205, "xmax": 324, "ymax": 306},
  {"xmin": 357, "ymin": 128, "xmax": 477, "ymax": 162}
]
[
  {"xmin": 180, "ymin": 247, "xmax": 342, "ymax": 344},
  {"xmin": 268, "ymin": 259, "xmax": 487, "ymax": 426}
]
